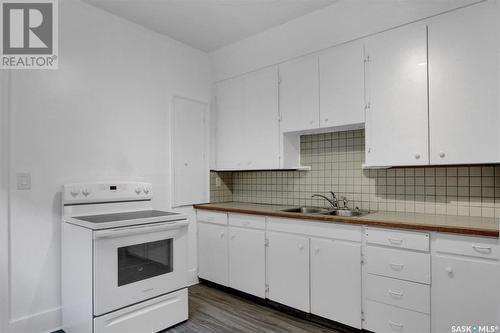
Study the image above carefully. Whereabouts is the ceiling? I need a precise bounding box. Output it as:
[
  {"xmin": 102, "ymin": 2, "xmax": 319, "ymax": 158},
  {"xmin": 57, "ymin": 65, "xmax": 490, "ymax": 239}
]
[{"xmin": 82, "ymin": 0, "xmax": 337, "ymax": 52}]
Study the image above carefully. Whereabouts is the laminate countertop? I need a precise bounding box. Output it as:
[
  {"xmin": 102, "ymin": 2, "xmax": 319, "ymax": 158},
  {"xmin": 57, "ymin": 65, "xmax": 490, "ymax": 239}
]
[{"xmin": 193, "ymin": 202, "xmax": 499, "ymax": 237}]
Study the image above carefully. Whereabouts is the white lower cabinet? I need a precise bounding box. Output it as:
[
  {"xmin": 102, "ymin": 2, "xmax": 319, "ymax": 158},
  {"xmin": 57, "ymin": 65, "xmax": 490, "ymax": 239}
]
[
  {"xmin": 432, "ymin": 233, "xmax": 499, "ymax": 333},
  {"xmin": 310, "ymin": 238, "xmax": 361, "ymax": 328},
  {"xmin": 197, "ymin": 222, "xmax": 228, "ymax": 286},
  {"xmin": 267, "ymin": 231, "xmax": 310, "ymax": 312},
  {"xmin": 228, "ymin": 226, "xmax": 266, "ymax": 298}
]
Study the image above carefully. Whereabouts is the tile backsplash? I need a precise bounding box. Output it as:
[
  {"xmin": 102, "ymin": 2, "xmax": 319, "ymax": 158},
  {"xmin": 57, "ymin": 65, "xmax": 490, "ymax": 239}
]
[{"xmin": 211, "ymin": 129, "xmax": 500, "ymax": 218}]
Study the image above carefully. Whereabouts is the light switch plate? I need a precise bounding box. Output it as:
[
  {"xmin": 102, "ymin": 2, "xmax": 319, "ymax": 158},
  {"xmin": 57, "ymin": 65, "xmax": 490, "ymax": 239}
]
[{"xmin": 16, "ymin": 173, "xmax": 31, "ymax": 190}]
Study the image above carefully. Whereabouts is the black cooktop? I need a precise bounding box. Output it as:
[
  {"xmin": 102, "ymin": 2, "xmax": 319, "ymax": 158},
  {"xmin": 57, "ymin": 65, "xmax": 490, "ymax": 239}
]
[{"xmin": 73, "ymin": 210, "xmax": 179, "ymax": 223}]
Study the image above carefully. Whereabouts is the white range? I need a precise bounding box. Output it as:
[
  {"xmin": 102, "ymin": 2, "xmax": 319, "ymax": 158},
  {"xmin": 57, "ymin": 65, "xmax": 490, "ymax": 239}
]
[{"xmin": 62, "ymin": 181, "xmax": 189, "ymax": 333}]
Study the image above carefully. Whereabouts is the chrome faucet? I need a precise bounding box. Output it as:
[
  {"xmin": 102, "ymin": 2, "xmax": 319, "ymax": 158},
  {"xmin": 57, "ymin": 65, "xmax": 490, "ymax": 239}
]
[{"xmin": 312, "ymin": 191, "xmax": 338, "ymax": 209}]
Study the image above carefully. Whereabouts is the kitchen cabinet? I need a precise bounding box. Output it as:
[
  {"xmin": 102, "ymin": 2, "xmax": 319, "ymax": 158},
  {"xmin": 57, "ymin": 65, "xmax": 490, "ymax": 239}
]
[
  {"xmin": 228, "ymin": 226, "xmax": 266, "ymax": 298},
  {"xmin": 428, "ymin": 1, "xmax": 500, "ymax": 164},
  {"xmin": 364, "ymin": 23, "xmax": 429, "ymax": 167},
  {"xmin": 279, "ymin": 55, "xmax": 319, "ymax": 132},
  {"xmin": 310, "ymin": 238, "xmax": 361, "ymax": 328},
  {"xmin": 319, "ymin": 40, "xmax": 365, "ymax": 128},
  {"xmin": 215, "ymin": 66, "xmax": 279, "ymax": 170},
  {"xmin": 267, "ymin": 231, "xmax": 310, "ymax": 312},
  {"xmin": 197, "ymin": 222, "xmax": 228, "ymax": 286}
]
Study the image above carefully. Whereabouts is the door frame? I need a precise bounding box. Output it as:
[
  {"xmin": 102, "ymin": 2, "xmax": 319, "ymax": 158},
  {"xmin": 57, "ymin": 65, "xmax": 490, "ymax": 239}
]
[
  {"xmin": 169, "ymin": 94, "xmax": 210, "ymax": 208},
  {"xmin": 0, "ymin": 70, "xmax": 11, "ymax": 332}
]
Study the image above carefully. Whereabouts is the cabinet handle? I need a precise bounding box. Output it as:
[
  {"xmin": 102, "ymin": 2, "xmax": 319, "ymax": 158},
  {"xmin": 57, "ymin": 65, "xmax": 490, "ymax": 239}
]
[
  {"xmin": 309, "ymin": 120, "xmax": 314, "ymax": 125},
  {"xmin": 388, "ymin": 289, "xmax": 404, "ymax": 298},
  {"xmin": 220, "ymin": 232, "xmax": 225, "ymax": 238},
  {"xmin": 298, "ymin": 244, "xmax": 304, "ymax": 251},
  {"xmin": 314, "ymin": 247, "xmax": 320, "ymax": 254},
  {"xmin": 230, "ymin": 234, "xmax": 235, "ymax": 240},
  {"xmin": 388, "ymin": 238, "xmax": 403, "ymax": 245},
  {"xmin": 324, "ymin": 118, "xmax": 329, "ymax": 122},
  {"xmin": 388, "ymin": 320, "xmax": 404, "ymax": 329},
  {"xmin": 472, "ymin": 245, "xmax": 492, "ymax": 253},
  {"xmin": 389, "ymin": 263, "xmax": 405, "ymax": 271},
  {"xmin": 445, "ymin": 266, "xmax": 453, "ymax": 275},
  {"xmin": 414, "ymin": 153, "xmax": 421, "ymax": 159},
  {"xmin": 439, "ymin": 152, "xmax": 446, "ymax": 158}
]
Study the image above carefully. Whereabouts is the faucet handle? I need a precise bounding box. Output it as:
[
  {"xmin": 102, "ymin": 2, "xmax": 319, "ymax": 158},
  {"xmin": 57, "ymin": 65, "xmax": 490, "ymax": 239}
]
[{"xmin": 341, "ymin": 197, "xmax": 348, "ymax": 208}]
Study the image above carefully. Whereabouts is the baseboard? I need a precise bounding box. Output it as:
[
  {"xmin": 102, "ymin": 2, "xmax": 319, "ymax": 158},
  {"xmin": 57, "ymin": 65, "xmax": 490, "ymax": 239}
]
[{"xmin": 8, "ymin": 306, "xmax": 61, "ymax": 333}]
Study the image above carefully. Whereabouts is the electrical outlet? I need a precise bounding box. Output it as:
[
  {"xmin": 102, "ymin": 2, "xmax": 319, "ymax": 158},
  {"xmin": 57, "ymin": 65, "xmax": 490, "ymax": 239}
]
[
  {"xmin": 16, "ymin": 173, "xmax": 31, "ymax": 190},
  {"xmin": 215, "ymin": 177, "xmax": 221, "ymax": 188}
]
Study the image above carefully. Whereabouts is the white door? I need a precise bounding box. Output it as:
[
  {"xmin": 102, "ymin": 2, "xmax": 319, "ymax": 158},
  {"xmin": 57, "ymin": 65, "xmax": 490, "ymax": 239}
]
[
  {"xmin": 319, "ymin": 40, "xmax": 365, "ymax": 128},
  {"xmin": 428, "ymin": 1, "xmax": 500, "ymax": 164},
  {"xmin": 279, "ymin": 55, "xmax": 319, "ymax": 132},
  {"xmin": 197, "ymin": 222, "xmax": 228, "ymax": 286},
  {"xmin": 310, "ymin": 238, "xmax": 362, "ymax": 328},
  {"xmin": 172, "ymin": 96, "xmax": 208, "ymax": 206},
  {"xmin": 432, "ymin": 255, "xmax": 499, "ymax": 332},
  {"xmin": 215, "ymin": 76, "xmax": 245, "ymax": 169},
  {"xmin": 365, "ymin": 23, "xmax": 429, "ymax": 167},
  {"xmin": 243, "ymin": 67, "xmax": 280, "ymax": 169},
  {"xmin": 228, "ymin": 227, "xmax": 266, "ymax": 298},
  {"xmin": 267, "ymin": 232, "xmax": 309, "ymax": 312}
]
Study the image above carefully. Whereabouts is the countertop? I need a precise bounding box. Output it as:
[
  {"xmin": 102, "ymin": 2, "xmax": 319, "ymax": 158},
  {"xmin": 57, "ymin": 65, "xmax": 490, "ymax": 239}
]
[{"xmin": 193, "ymin": 202, "xmax": 499, "ymax": 237}]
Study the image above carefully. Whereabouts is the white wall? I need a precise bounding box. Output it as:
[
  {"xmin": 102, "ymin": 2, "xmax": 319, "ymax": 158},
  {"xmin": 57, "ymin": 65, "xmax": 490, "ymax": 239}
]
[
  {"xmin": 210, "ymin": 0, "xmax": 480, "ymax": 81},
  {"xmin": 2, "ymin": 0, "xmax": 211, "ymax": 332}
]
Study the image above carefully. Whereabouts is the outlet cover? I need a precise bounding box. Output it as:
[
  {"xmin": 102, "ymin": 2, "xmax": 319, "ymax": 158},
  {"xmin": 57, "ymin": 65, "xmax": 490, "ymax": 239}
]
[{"xmin": 16, "ymin": 173, "xmax": 31, "ymax": 190}]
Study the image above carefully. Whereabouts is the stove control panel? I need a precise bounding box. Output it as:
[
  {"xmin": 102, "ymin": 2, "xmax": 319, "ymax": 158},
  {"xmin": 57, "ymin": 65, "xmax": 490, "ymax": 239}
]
[{"xmin": 63, "ymin": 182, "xmax": 153, "ymax": 205}]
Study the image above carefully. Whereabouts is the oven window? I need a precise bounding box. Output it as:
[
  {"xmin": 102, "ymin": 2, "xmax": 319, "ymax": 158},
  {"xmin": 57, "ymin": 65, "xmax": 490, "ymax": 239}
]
[{"xmin": 117, "ymin": 239, "xmax": 173, "ymax": 286}]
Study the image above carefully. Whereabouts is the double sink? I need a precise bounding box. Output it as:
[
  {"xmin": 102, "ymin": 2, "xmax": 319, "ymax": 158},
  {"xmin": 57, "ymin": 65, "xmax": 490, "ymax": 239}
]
[{"xmin": 280, "ymin": 206, "xmax": 369, "ymax": 217}]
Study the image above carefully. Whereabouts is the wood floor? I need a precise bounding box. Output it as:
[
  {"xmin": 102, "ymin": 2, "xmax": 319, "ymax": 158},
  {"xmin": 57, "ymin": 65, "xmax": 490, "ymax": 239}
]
[{"xmin": 165, "ymin": 283, "xmax": 343, "ymax": 333}]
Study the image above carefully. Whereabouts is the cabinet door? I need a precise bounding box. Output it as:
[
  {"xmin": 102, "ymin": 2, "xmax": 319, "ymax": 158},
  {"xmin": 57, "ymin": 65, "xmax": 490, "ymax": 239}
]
[
  {"xmin": 267, "ymin": 232, "xmax": 309, "ymax": 312},
  {"xmin": 244, "ymin": 67, "xmax": 280, "ymax": 169},
  {"xmin": 319, "ymin": 40, "xmax": 365, "ymax": 128},
  {"xmin": 432, "ymin": 255, "xmax": 499, "ymax": 332},
  {"xmin": 215, "ymin": 76, "xmax": 245, "ymax": 169},
  {"xmin": 228, "ymin": 227, "xmax": 266, "ymax": 298},
  {"xmin": 311, "ymin": 238, "xmax": 362, "ymax": 328},
  {"xmin": 197, "ymin": 222, "xmax": 228, "ymax": 286},
  {"xmin": 365, "ymin": 24, "xmax": 429, "ymax": 166},
  {"xmin": 279, "ymin": 56, "xmax": 319, "ymax": 132},
  {"xmin": 428, "ymin": 1, "xmax": 500, "ymax": 164}
]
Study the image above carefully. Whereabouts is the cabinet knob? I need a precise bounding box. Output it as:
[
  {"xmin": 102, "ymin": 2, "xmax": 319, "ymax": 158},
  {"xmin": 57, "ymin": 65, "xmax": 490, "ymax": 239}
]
[
  {"xmin": 298, "ymin": 244, "xmax": 304, "ymax": 251},
  {"xmin": 230, "ymin": 234, "xmax": 235, "ymax": 240},
  {"xmin": 367, "ymin": 148, "xmax": 371, "ymax": 153},
  {"xmin": 184, "ymin": 162, "xmax": 189, "ymax": 166},
  {"xmin": 220, "ymin": 232, "xmax": 225, "ymax": 238},
  {"xmin": 324, "ymin": 118, "xmax": 329, "ymax": 123},
  {"xmin": 314, "ymin": 247, "xmax": 320, "ymax": 254},
  {"xmin": 309, "ymin": 120, "xmax": 314, "ymax": 125},
  {"xmin": 445, "ymin": 266, "xmax": 453, "ymax": 275},
  {"xmin": 414, "ymin": 153, "xmax": 421, "ymax": 159},
  {"xmin": 439, "ymin": 152, "xmax": 445, "ymax": 158}
]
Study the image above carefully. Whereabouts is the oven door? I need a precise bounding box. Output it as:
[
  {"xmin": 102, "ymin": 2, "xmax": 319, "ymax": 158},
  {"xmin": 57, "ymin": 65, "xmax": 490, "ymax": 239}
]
[{"xmin": 93, "ymin": 219, "xmax": 188, "ymax": 316}]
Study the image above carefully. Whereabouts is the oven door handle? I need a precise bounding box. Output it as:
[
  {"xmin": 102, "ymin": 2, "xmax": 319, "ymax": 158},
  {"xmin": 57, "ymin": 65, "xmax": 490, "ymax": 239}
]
[{"xmin": 93, "ymin": 219, "xmax": 189, "ymax": 239}]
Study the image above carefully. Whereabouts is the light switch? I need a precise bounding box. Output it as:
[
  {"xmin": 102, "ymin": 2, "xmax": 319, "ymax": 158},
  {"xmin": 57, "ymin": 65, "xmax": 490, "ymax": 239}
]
[{"xmin": 16, "ymin": 173, "xmax": 31, "ymax": 190}]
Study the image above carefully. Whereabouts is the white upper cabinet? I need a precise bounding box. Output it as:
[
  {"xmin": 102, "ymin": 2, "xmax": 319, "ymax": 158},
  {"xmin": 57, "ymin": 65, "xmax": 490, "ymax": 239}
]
[
  {"xmin": 319, "ymin": 40, "xmax": 365, "ymax": 128},
  {"xmin": 215, "ymin": 66, "xmax": 279, "ymax": 170},
  {"xmin": 364, "ymin": 23, "xmax": 429, "ymax": 167},
  {"xmin": 279, "ymin": 55, "xmax": 320, "ymax": 132},
  {"xmin": 428, "ymin": 1, "xmax": 500, "ymax": 165}
]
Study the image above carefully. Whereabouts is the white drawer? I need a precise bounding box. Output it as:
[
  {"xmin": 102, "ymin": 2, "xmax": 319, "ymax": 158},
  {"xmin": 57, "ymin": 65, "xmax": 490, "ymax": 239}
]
[
  {"xmin": 94, "ymin": 289, "xmax": 188, "ymax": 333},
  {"xmin": 364, "ymin": 300, "xmax": 430, "ymax": 333},
  {"xmin": 366, "ymin": 246, "xmax": 431, "ymax": 284},
  {"xmin": 196, "ymin": 210, "xmax": 227, "ymax": 225},
  {"xmin": 229, "ymin": 213, "xmax": 266, "ymax": 229},
  {"xmin": 267, "ymin": 217, "xmax": 362, "ymax": 242},
  {"xmin": 366, "ymin": 227, "xmax": 429, "ymax": 252},
  {"xmin": 365, "ymin": 274, "xmax": 430, "ymax": 314},
  {"xmin": 434, "ymin": 233, "xmax": 499, "ymax": 260}
]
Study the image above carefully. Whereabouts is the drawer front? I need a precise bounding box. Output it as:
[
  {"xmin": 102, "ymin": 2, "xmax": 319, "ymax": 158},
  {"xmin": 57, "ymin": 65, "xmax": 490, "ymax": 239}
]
[
  {"xmin": 434, "ymin": 233, "xmax": 499, "ymax": 260},
  {"xmin": 365, "ymin": 274, "xmax": 430, "ymax": 314},
  {"xmin": 229, "ymin": 213, "xmax": 266, "ymax": 230},
  {"xmin": 94, "ymin": 289, "xmax": 188, "ymax": 333},
  {"xmin": 267, "ymin": 217, "xmax": 362, "ymax": 242},
  {"xmin": 364, "ymin": 300, "xmax": 430, "ymax": 333},
  {"xmin": 366, "ymin": 246, "xmax": 431, "ymax": 284},
  {"xmin": 197, "ymin": 210, "xmax": 228, "ymax": 225},
  {"xmin": 366, "ymin": 227, "xmax": 429, "ymax": 251}
]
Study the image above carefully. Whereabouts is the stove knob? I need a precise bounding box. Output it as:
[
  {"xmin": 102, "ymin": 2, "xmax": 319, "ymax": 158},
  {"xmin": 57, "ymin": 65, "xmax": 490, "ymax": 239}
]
[
  {"xmin": 135, "ymin": 187, "xmax": 142, "ymax": 194},
  {"xmin": 70, "ymin": 188, "xmax": 80, "ymax": 197},
  {"xmin": 143, "ymin": 187, "xmax": 150, "ymax": 194},
  {"xmin": 82, "ymin": 188, "xmax": 91, "ymax": 196}
]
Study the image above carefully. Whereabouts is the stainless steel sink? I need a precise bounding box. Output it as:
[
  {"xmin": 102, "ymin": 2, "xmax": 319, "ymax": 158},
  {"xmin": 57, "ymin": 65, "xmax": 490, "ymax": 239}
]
[
  {"xmin": 322, "ymin": 209, "xmax": 369, "ymax": 217},
  {"xmin": 280, "ymin": 207, "xmax": 332, "ymax": 214}
]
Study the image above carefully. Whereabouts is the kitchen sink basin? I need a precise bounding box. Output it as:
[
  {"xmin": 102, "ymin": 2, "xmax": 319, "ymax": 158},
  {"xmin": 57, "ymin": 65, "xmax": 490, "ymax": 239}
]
[
  {"xmin": 280, "ymin": 207, "xmax": 331, "ymax": 214},
  {"xmin": 322, "ymin": 209, "xmax": 369, "ymax": 217}
]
